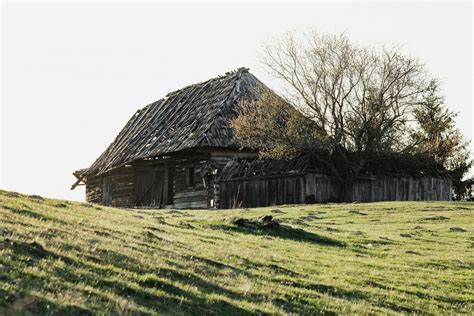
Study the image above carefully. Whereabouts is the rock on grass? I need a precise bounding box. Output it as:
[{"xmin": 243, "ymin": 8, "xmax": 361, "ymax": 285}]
[
  {"xmin": 449, "ymin": 227, "xmax": 467, "ymax": 232},
  {"xmin": 232, "ymin": 215, "xmax": 280, "ymax": 229}
]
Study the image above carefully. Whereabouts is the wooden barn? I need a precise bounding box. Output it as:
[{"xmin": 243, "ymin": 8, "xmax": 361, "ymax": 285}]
[
  {"xmin": 72, "ymin": 68, "xmax": 261, "ymax": 208},
  {"xmin": 72, "ymin": 68, "xmax": 452, "ymax": 209}
]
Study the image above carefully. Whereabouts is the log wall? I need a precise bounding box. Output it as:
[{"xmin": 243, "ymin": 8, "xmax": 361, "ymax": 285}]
[
  {"xmin": 85, "ymin": 176, "xmax": 102, "ymax": 204},
  {"xmin": 207, "ymin": 154, "xmax": 251, "ymax": 208},
  {"xmin": 172, "ymin": 151, "xmax": 256, "ymax": 209},
  {"xmin": 173, "ymin": 158, "xmax": 209, "ymax": 209},
  {"xmin": 84, "ymin": 149, "xmax": 258, "ymax": 209},
  {"xmin": 85, "ymin": 166, "xmax": 135, "ymax": 207},
  {"xmin": 218, "ymin": 173, "xmax": 452, "ymax": 209}
]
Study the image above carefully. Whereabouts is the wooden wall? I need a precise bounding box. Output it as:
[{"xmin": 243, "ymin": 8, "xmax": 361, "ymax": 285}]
[
  {"xmin": 85, "ymin": 166, "xmax": 135, "ymax": 207},
  {"xmin": 219, "ymin": 174, "xmax": 307, "ymax": 209},
  {"xmin": 85, "ymin": 176, "xmax": 102, "ymax": 204},
  {"xmin": 172, "ymin": 150, "xmax": 256, "ymax": 209},
  {"xmin": 173, "ymin": 158, "xmax": 209, "ymax": 209},
  {"xmin": 86, "ymin": 163, "xmax": 452, "ymax": 209},
  {"xmin": 218, "ymin": 173, "xmax": 452, "ymax": 209},
  {"xmin": 85, "ymin": 156, "xmax": 221, "ymax": 209},
  {"xmin": 206, "ymin": 155, "xmax": 247, "ymax": 209},
  {"xmin": 348, "ymin": 175, "xmax": 452, "ymax": 202}
]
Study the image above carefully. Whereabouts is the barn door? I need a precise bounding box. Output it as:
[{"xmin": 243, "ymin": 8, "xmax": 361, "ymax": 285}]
[
  {"xmin": 135, "ymin": 169, "xmax": 166, "ymax": 207},
  {"xmin": 102, "ymin": 177, "xmax": 112, "ymax": 206}
]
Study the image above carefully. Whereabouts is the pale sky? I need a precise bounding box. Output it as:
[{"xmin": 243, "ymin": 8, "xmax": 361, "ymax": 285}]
[{"xmin": 1, "ymin": 1, "xmax": 473, "ymax": 201}]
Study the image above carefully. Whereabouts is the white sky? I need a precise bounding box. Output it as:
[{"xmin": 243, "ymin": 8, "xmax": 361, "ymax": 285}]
[{"xmin": 1, "ymin": 1, "xmax": 473, "ymax": 201}]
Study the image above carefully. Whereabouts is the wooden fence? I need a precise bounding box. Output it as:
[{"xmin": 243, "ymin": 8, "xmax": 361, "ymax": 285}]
[{"xmin": 218, "ymin": 173, "xmax": 452, "ymax": 209}]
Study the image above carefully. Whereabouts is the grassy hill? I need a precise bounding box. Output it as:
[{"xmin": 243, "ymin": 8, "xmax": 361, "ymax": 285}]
[{"xmin": 0, "ymin": 190, "xmax": 473, "ymax": 315}]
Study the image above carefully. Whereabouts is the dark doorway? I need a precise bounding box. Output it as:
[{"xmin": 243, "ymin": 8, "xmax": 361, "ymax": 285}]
[{"xmin": 102, "ymin": 177, "xmax": 112, "ymax": 206}]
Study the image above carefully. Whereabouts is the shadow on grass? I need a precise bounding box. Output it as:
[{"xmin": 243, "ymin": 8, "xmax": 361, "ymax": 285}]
[
  {"xmin": 139, "ymin": 267, "xmax": 268, "ymax": 306},
  {"xmin": 57, "ymin": 264, "xmax": 265, "ymax": 316},
  {"xmin": 271, "ymin": 278, "xmax": 370, "ymax": 315},
  {"xmin": 95, "ymin": 277, "xmax": 257, "ymax": 315},
  {"xmin": 1, "ymin": 294, "xmax": 94, "ymax": 316},
  {"xmin": 240, "ymin": 258, "xmax": 301, "ymax": 277},
  {"xmin": 2, "ymin": 238, "xmax": 59, "ymax": 264},
  {"xmin": 2, "ymin": 238, "xmax": 268, "ymax": 315},
  {"xmin": 364, "ymin": 279, "xmax": 469, "ymax": 307},
  {"xmin": 273, "ymin": 294, "xmax": 335, "ymax": 315},
  {"xmin": 3, "ymin": 205, "xmax": 68, "ymax": 226},
  {"xmin": 211, "ymin": 224, "xmax": 346, "ymax": 247},
  {"xmin": 281, "ymin": 278, "xmax": 369, "ymax": 301}
]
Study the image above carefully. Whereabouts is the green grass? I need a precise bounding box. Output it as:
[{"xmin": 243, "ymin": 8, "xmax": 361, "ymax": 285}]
[{"xmin": 0, "ymin": 190, "xmax": 473, "ymax": 315}]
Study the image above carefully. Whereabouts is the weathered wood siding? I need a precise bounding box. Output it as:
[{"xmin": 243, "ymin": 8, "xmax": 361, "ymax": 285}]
[
  {"xmin": 207, "ymin": 153, "xmax": 256, "ymax": 209},
  {"xmin": 85, "ymin": 166, "xmax": 135, "ymax": 207},
  {"xmin": 219, "ymin": 173, "xmax": 452, "ymax": 209},
  {"xmin": 85, "ymin": 176, "xmax": 102, "ymax": 204},
  {"xmin": 173, "ymin": 159, "xmax": 208, "ymax": 209},
  {"xmin": 84, "ymin": 149, "xmax": 257, "ymax": 209},
  {"xmin": 135, "ymin": 168, "xmax": 168, "ymax": 207},
  {"xmin": 219, "ymin": 174, "xmax": 306, "ymax": 209},
  {"xmin": 348, "ymin": 175, "xmax": 452, "ymax": 202},
  {"xmin": 172, "ymin": 151, "xmax": 256, "ymax": 209},
  {"xmin": 303, "ymin": 173, "xmax": 341, "ymax": 203}
]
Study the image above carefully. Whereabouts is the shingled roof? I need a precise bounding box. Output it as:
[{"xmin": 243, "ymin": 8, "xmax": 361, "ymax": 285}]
[{"xmin": 76, "ymin": 68, "xmax": 265, "ymax": 179}]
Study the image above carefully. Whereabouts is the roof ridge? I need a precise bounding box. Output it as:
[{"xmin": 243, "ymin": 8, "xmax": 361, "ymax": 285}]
[{"xmin": 164, "ymin": 67, "xmax": 249, "ymax": 98}]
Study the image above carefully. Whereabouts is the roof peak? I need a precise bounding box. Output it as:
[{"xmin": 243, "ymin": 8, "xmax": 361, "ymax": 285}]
[
  {"xmin": 165, "ymin": 67, "xmax": 251, "ymax": 98},
  {"xmin": 224, "ymin": 67, "xmax": 249, "ymax": 76}
]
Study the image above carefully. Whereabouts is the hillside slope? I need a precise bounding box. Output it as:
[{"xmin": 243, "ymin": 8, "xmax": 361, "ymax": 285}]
[{"xmin": 0, "ymin": 190, "xmax": 473, "ymax": 315}]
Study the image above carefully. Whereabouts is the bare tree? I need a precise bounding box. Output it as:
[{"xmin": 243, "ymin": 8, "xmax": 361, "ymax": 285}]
[{"xmin": 233, "ymin": 31, "xmax": 432, "ymax": 200}]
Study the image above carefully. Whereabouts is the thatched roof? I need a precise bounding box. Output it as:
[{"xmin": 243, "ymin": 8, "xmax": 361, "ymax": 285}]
[{"xmin": 76, "ymin": 68, "xmax": 265, "ymax": 180}]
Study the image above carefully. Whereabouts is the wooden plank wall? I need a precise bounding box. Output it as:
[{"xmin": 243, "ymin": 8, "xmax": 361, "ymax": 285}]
[
  {"xmin": 173, "ymin": 159, "xmax": 208, "ymax": 209},
  {"xmin": 173, "ymin": 154, "xmax": 249, "ymax": 209},
  {"xmin": 206, "ymin": 156, "xmax": 244, "ymax": 209},
  {"xmin": 348, "ymin": 175, "xmax": 452, "ymax": 202},
  {"xmin": 304, "ymin": 173, "xmax": 341, "ymax": 203},
  {"xmin": 219, "ymin": 174, "xmax": 306, "ymax": 209},
  {"xmin": 218, "ymin": 173, "xmax": 452, "ymax": 209},
  {"xmin": 85, "ymin": 166, "xmax": 135, "ymax": 207},
  {"xmin": 86, "ymin": 155, "xmax": 234, "ymax": 209},
  {"xmin": 85, "ymin": 176, "xmax": 102, "ymax": 204}
]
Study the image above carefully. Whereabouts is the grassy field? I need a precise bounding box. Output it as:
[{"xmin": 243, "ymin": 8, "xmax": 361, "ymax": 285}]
[{"xmin": 0, "ymin": 190, "xmax": 473, "ymax": 315}]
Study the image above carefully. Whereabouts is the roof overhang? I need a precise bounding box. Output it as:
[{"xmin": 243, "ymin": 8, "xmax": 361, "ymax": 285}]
[{"xmin": 71, "ymin": 169, "xmax": 87, "ymax": 190}]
